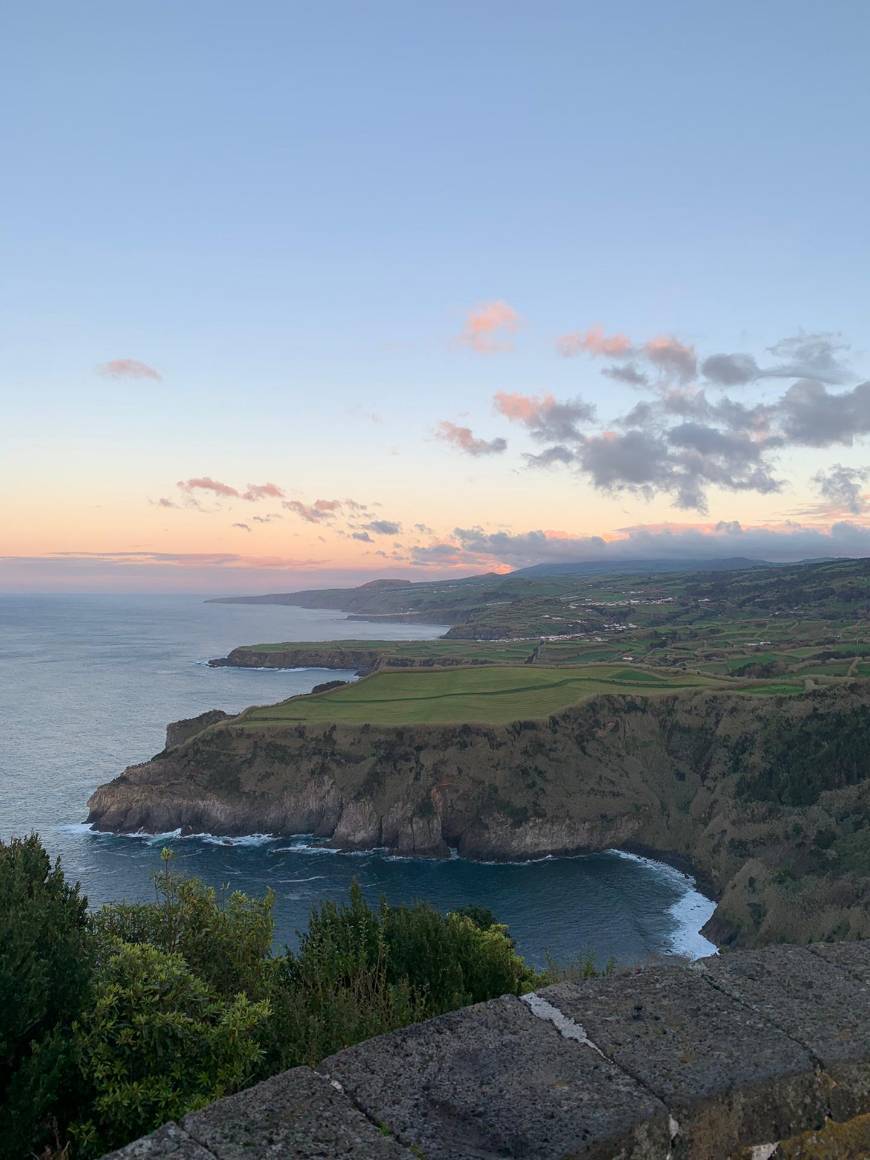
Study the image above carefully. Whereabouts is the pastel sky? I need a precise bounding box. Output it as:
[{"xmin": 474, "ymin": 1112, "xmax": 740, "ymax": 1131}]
[{"xmin": 2, "ymin": 1, "xmax": 869, "ymax": 592}]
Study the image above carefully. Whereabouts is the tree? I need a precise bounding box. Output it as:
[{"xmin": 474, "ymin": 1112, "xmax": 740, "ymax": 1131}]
[{"xmin": 0, "ymin": 834, "xmax": 93, "ymax": 1158}]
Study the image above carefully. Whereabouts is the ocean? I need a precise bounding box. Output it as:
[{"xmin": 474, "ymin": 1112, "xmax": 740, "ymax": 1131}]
[{"xmin": 0, "ymin": 593, "xmax": 715, "ymax": 967}]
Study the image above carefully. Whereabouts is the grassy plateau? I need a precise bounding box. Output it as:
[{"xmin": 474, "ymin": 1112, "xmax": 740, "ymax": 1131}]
[{"xmin": 236, "ymin": 663, "xmax": 804, "ymax": 727}]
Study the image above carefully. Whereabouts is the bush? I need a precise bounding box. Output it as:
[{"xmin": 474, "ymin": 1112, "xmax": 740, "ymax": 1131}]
[
  {"xmin": 0, "ymin": 834, "xmax": 93, "ymax": 1159},
  {"xmin": 72, "ymin": 942, "xmax": 269, "ymax": 1158},
  {"xmin": 1, "ymin": 841, "xmax": 551, "ymax": 1157},
  {"xmin": 95, "ymin": 850, "xmax": 274, "ymax": 1002},
  {"xmin": 265, "ymin": 883, "xmax": 541, "ymax": 1069}
]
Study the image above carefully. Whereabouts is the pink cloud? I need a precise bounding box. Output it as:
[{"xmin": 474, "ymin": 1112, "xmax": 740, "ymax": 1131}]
[
  {"xmin": 642, "ymin": 335, "xmax": 697, "ymax": 381},
  {"xmin": 97, "ymin": 358, "xmax": 162, "ymax": 381},
  {"xmin": 436, "ymin": 421, "xmax": 507, "ymax": 456},
  {"xmin": 177, "ymin": 476, "xmax": 240, "ymax": 498},
  {"xmin": 283, "ymin": 500, "xmax": 335, "ymax": 523},
  {"xmin": 242, "ymin": 482, "xmax": 285, "ymax": 501},
  {"xmin": 493, "ymin": 391, "xmax": 557, "ymax": 424},
  {"xmin": 460, "ymin": 300, "xmax": 520, "ymax": 353},
  {"xmin": 557, "ymin": 326, "xmax": 634, "ymax": 358}
]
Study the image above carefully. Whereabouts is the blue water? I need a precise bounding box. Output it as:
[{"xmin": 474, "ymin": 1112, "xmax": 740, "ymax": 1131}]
[{"xmin": 0, "ymin": 594, "xmax": 715, "ymax": 967}]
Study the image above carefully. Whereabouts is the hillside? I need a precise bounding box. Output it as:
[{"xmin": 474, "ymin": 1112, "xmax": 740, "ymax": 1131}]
[
  {"xmin": 88, "ymin": 678, "xmax": 870, "ymax": 950},
  {"xmin": 206, "ymin": 556, "xmax": 870, "ymax": 641}
]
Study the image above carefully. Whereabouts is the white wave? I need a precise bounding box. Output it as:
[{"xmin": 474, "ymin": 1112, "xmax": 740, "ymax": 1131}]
[
  {"xmin": 52, "ymin": 821, "xmax": 98, "ymax": 835},
  {"xmin": 610, "ymin": 849, "xmax": 717, "ymax": 959},
  {"xmin": 194, "ymin": 660, "xmax": 356, "ymax": 674},
  {"xmin": 196, "ymin": 832, "xmax": 276, "ymax": 846}
]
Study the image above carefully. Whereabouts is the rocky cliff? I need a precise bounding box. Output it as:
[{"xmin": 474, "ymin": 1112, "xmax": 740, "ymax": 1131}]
[
  {"xmin": 87, "ymin": 683, "xmax": 870, "ymax": 947},
  {"xmin": 209, "ymin": 645, "xmax": 497, "ymax": 672}
]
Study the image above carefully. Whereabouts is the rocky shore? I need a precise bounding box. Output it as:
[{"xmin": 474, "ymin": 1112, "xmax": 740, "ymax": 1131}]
[{"xmin": 87, "ymin": 683, "xmax": 870, "ymax": 948}]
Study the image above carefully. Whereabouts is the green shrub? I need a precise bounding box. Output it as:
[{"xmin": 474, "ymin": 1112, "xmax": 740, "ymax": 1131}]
[
  {"xmin": 266, "ymin": 883, "xmax": 541, "ymax": 1069},
  {"xmin": 0, "ymin": 834, "xmax": 93, "ymax": 1159},
  {"xmin": 95, "ymin": 851, "xmax": 274, "ymax": 1002},
  {"xmin": 72, "ymin": 942, "xmax": 269, "ymax": 1158},
  {"xmin": 1, "ymin": 841, "xmax": 549, "ymax": 1157}
]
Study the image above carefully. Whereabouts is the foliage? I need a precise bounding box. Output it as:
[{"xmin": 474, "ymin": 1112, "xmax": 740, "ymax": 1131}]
[
  {"xmin": 95, "ymin": 849, "xmax": 274, "ymax": 1002},
  {"xmin": 267, "ymin": 883, "xmax": 541, "ymax": 1068},
  {"xmin": 0, "ymin": 834, "xmax": 92, "ymax": 1159},
  {"xmin": 1, "ymin": 840, "xmax": 553, "ymax": 1158},
  {"xmin": 72, "ymin": 942, "xmax": 268, "ymax": 1158},
  {"xmin": 738, "ymin": 708, "xmax": 870, "ymax": 806}
]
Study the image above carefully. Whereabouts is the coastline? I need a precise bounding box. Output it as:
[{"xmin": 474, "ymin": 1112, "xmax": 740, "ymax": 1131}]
[{"xmin": 69, "ymin": 822, "xmax": 718, "ymax": 959}]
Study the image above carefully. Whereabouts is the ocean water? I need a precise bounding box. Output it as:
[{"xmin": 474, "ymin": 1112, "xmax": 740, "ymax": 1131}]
[{"xmin": 0, "ymin": 594, "xmax": 715, "ymax": 967}]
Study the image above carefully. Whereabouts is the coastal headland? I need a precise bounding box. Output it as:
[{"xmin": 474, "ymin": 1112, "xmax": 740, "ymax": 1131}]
[{"xmin": 88, "ymin": 557, "xmax": 870, "ymax": 949}]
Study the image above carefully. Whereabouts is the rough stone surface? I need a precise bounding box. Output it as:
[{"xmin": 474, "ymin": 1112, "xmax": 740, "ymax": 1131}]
[
  {"xmin": 697, "ymin": 944, "xmax": 870, "ymax": 1119},
  {"xmin": 540, "ymin": 966, "xmax": 826, "ymax": 1157},
  {"xmin": 181, "ymin": 1066, "xmax": 414, "ymax": 1158},
  {"xmin": 809, "ymin": 939, "xmax": 870, "ymax": 987},
  {"xmin": 101, "ymin": 1122, "xmax": 214, "ymax": 1159},
  {"xmin": 321, "ymin": 994, "xmax": 672, "ymax": 1159},
  {"xmin": 102, "ymin": 943, "xmax": 870, "ymax": 1160}
]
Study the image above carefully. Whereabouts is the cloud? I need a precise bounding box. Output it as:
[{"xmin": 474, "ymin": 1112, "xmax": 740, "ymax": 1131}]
[
  {"xmin": 557, "ymin": 325, "xmax": 633, "ymax": 358},
  {"xmin": 766, "ymin": 331, "xmax": 850, "ymax": 384},
  {"xmin": 242, "ymin": 482, "xmax": 285, "ymax": 501},
  {"xmin": 252, "ymin": 513, "xmax": 281, "ymax": 524},
  {"xmin": 97, "ymin": 358, "xmax": 162, "ymax": 381},
  {"xmin": 777, "ymin": 379, "xmax": 870, "ymax": 446},
  {"xmin": 281, "ymin": 497, "xmax": 355, "ymax": 523},
  {"xmin": 352, "ymin": 531, "xmax": 373, "ymax": 542},
  {"xmin": 152, "ymin": 497, "xmax": 180, "ymax": 509},
  {"xmin": 494, "ymin": 391, "xmax": 596, "ymax": 442},
  {"xmin": 460, "ymin": 300, "xmax": 520, "ymax": 353},
  {"xmin": 177, "ymin": 476, "xmax": 240, "ymax": 498},
  {"xmin": 283, "ymin": 500, "xmax": 333, "ymax": 523},
  {"xmin": 409, "ymin": 520, "xmax": 870, "ymax": 570},
  {"xmin": 555, "ymin": 326, "xmax": 696, "ymax": 382},
  {"xmin": 525, "ymin": 444, "xmax": 576, "ymax": 468},
  {"xmin": 602, "ymin": 363, "xmax": 649, "ymax": 387},
  {"xmin": 487, "ymin": 325, "xmax": 870, "ymax": 510},
  {"xmin": 643, "ymin": 336, "xmax": 697, "ymax": 382},
  {"xmin": 701, "ymin": 353, "xmax": 760, "ymax": 386},
  {"xmin": 436, "ymin": 421, "xmax": 507, "ymax": 457},
  {"xmin": 363, "ymin": 519, "xmax": 402, "ymax": 535},
  {"xmin": 702, "ymin": 334, "xmax": 851, "ymax": 388},
  {"xmin": 813, "ymin": 464, "xmax": 869, "ymax": 515},
  {"xmin": 232, "ymin": 522, "xmax": 251, "ymax": 532}
]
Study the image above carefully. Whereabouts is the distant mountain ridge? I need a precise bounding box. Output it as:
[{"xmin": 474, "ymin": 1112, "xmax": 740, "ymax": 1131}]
[{"xmin": 510, "ymin": 556, "xmax": 767, "ymax": 578}]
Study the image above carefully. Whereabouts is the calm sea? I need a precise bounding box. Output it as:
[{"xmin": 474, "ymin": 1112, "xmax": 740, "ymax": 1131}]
[{"xmin": 0, "ymin": 593, "xmax": 715, "ymax": 967}]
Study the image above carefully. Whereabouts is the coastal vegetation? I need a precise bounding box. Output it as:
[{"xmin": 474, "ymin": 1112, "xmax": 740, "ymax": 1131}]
[
  {"xmin": 209, "ymin": 556, "xmax": 870, "ymax": 649},
  {"xmin": 235, "ymin": 663, "xmax": 789, "ymax": 728},
  {"xmin": 0, "ymin": 836, "xmax": 548, "ymax": 1159}
]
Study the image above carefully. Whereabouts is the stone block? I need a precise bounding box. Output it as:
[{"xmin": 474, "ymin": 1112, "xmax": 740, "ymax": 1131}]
[
  {"xmin": 540, "ymin": 965, "xmax": 826, "ymax": 1158},
  {"xmin": 698, "ymin": 944, "xmax": 870, "ymax": 1120},
  {"xmin": 100, "ymin": 1122, "xmax": 214, "ymax": 1159},
  {"xmin": 810, "ymin": 940, "xmax": 870, "ymax": 987},
  {"xmin": 322, "ymin": 994, "xmax": 671, "ymax": 1159},
  {"xmin": 181, "ymin": 1066, "xmax": 414, "ymax": 1158}
]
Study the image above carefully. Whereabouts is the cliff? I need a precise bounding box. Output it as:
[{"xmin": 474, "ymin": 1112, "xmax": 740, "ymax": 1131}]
[
  {"xmin": 208, "ymin": 644, "xmax": 500, "ymax": 672},
  {"xmin": 87, "ymin": 683, "xmax": 870, "ymax": 947}
]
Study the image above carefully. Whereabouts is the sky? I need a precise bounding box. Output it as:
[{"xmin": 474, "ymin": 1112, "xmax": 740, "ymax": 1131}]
[{"xmin": 2, "ymin": 0, "xmax": 870, "ymax": 592}]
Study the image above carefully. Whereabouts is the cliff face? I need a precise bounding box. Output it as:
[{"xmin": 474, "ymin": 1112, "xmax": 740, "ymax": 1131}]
[
  {"xmin": 209, "ymin": 646, "xmax": 496, "ymax": 672},
  {"xmin": 164, "ymin": 709, "xmax": 230, "ymax": 750},
  {"xmin": 87, "ymin": 684, "xmax": 870, "ymax": 947},
  {"xmin": 209, "ymin": 646, "xmax": 384, "ymax": 672}
]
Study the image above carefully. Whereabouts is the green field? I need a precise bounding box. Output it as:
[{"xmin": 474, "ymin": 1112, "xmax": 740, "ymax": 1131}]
[{"xmin": 234, "ymin": 664, "xmax": 800, "ymax": 727}]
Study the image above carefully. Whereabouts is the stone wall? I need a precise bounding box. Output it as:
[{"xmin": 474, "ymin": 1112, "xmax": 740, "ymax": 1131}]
[{"xmin": 104, "ymin": 940, "xmax": 870, "ymax": 1159}]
